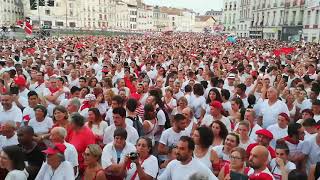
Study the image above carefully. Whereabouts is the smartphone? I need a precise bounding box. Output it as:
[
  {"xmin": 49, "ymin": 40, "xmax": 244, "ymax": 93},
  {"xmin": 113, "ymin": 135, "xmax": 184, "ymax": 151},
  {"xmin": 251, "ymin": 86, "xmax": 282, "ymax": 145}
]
[{"xmin": 283, "ymin": 75, "xmax": 289, "ymax": 82}]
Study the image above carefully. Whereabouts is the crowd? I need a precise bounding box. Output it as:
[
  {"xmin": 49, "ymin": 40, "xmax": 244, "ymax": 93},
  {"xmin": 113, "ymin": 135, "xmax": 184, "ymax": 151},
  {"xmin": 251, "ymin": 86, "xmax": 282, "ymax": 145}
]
[{"xmin": 0, "ymin": 33, "xmax": 319, "ymax": 180}]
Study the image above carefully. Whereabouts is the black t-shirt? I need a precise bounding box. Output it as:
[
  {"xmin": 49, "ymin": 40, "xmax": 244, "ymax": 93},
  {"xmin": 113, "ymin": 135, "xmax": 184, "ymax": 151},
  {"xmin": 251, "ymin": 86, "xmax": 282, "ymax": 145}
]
[{"xmin": 19, "ymin": 144, "xmax": 45, "ymax": 180}]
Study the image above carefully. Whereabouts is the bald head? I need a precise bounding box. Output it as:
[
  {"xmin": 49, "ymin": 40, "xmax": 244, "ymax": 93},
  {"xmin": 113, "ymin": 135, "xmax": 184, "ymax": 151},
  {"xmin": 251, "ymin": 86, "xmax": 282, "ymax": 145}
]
[
  {"xmin": 248, "ymin": 145, "xmax": 269, "ymax": 170},
  {"xmin": 182, "ymin": 107, "xmax": 193, "ymax": 120}
]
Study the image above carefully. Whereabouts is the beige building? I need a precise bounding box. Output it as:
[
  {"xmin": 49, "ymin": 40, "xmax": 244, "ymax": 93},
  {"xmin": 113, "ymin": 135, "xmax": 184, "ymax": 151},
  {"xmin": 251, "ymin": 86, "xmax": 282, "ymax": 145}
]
[
  {"xmin": 193, "ymin": 16, "xmax": 216, "ymax": 33},
  {"xmin": 0, "ymin": 0, "xmax": 24, "ymax": 26},
  {"xmin": 303, "ymin": 0, "xmax": 320, "ymax": 42}
]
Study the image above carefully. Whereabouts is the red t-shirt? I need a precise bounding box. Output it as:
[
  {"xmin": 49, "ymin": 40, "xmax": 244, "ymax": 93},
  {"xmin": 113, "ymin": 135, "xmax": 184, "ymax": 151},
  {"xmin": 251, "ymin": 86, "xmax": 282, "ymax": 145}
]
[
  {"xmin": 66, "ymin": 126, "xmax": 96, "ymax": 173},
  {"xmin": 246, "ymin": 143, "xmax": 276, "ymax": 159}
]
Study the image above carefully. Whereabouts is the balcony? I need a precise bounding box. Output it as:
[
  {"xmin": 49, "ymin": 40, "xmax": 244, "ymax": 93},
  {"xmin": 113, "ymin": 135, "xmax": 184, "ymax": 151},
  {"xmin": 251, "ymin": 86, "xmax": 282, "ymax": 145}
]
[{"xmin": 290, "ymin": 21, "xmax": 295, "ymax": 26}]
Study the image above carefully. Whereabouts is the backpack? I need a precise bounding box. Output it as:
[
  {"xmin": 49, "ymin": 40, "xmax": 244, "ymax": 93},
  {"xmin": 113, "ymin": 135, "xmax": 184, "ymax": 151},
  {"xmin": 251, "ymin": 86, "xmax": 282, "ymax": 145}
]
[
  {"xmin": 156, "ymin": 107, "xmax": 171, "ymax": 129},
  {"xmin": 127, "ymin": 115, "xmax": 144, "ymax": 137}
]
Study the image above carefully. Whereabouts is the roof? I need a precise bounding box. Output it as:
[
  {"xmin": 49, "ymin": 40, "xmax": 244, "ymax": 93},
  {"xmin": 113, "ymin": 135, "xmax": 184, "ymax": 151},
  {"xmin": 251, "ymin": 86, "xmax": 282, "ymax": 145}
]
[
  {"xmin": 160, "ymin": 7, "xmax": 182, "ymax": 15},
  {"xmin": 196, "ymin": 15, "xmax": 215, "ymax": 22}
]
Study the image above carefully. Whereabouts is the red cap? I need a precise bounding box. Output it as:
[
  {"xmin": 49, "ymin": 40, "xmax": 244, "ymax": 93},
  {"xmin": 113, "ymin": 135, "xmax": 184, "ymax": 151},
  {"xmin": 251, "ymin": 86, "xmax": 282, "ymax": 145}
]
[
  {"xmin": 102, "ymin": 69, "xmax": 108, "ymax": 73},
  {"xmin": 256, "ymin": 129, "xmax": 273, "ymax": 139},
  {"xmin": 14, "ymin": 75, "xmax": 26, "ymax": 86},
  {"xmin": 210, "ymin": 101, "xmax": 223, "ymax": 110},
  {"xmin": 279, "ymin": 112, "xmax": 290, "ymax": 122},
  {"xmin": 42, "ymin": 143, "xmax": 66, "ymax": 155}
]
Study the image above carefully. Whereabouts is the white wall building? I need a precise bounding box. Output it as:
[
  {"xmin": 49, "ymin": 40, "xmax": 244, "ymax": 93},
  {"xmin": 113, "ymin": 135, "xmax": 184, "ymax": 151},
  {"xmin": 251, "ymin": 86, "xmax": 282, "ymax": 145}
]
[
  {"xmin": 0, "ymin": 0, "xmax": 24, "ymax": 26},
  {"xmin": 303, "ymin": 0, "xmax": 320, "ymax": 42},
  {"xmin": 236, "ymin": 0, "xmax": 252, "ymax": 37},
  {"xmin": 223, "ymin": 0, "xmax": 239, "ymax": 33}
]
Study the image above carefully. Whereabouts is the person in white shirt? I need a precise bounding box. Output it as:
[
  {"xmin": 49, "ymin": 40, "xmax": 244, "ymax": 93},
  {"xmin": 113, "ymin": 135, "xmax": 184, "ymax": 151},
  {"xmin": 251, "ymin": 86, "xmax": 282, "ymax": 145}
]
[
  {"xmin": 35, "ymin": 143, "xmax": 75, "ymax": 180},
  {"xmin": 312, "ymin": 99, "xmax": 320, "ymax": 122},
  {"xmin": 0, "ymin": 93, "xmax": 22, "ymax": 127},
  {"xmin": 269, "ymin": 143, "xmax": 296, "ymax": 180},
  {"xmin": 22, "ymin": 91, "xmax": 40, "ymax": 123},
  {"xmin": 101, "ymin": 128, "xmax": 136, "ymax": 178},
  {"xmin": 158, "ymin": 114, "xmax": 188, "ymax": 157},
  {"xmin": 301, "ymin": 130, "xmax": 320, "ymax": 173},
  {"xmin": 0, "ymin": 120, "xmax": 18, "ymax": 150},
  {"xmin": 125, "ymin": 137, "xmax": 158, "ymax": 180},
  {"xmin": 105, "ymin": 95, "xmax": 124, "ymax": 125},
  {"xmin": 28, "ymin": 105, "xmax": 53, "ymax": 134},
  {"xmin": 258, "ymin": 87, "xmax": 289, "ymax": 128},
  {"xmin": 201, "ymin": 101, "xmax": 232, "ymax": 132},
  {"xmin": 159, "ymin": 136, "xmax": 218, "ymax": 180},
  {"xmin": 267, "ymin": 113, "xmax": 289, "ymax": 149},
  {"xmin": 49, "ymin": 127, "xmax": 79, "ymax": 176},
  {"xmin": 1, "ymin": 145, "xmax": 29, "ymax": 180},
  {"xmin": 103, "ymin": 107, "xmax": 138, "ymax": 145}
]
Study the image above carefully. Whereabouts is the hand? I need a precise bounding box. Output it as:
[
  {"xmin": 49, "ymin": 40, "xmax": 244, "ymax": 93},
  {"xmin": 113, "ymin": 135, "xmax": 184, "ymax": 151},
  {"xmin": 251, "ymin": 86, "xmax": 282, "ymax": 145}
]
[{"xmin": 275, "ymin": 157, "xmax": 285, "ymax": 168}]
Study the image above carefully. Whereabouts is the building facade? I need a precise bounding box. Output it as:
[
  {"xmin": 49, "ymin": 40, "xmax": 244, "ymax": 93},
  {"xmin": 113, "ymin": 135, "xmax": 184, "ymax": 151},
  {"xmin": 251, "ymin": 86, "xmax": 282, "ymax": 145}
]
[
  {"xmin": 0, "ymin": 0, "xmax": 24, "ymax": 26},
  {"xmin": 303, "ymin": 0, "xmax": 320, "ymax": 42},
  {"xmin": 223, "ymin": 0, "xmax": 239, "ymax": 33}
]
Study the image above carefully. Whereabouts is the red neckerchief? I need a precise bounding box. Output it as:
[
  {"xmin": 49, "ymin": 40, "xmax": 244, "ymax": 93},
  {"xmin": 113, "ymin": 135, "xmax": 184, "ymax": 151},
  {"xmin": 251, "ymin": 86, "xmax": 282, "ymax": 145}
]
[
  {"xmin": 48, "ymin": 87, "xmax": 59, "ymax": 95},
  {"xmin": 80, "ymin": 101, "xmax": 91, "ymax": 111},
  {"xmin": 284, "ymin": 136, "xmax": 299, "ymax": 145}
]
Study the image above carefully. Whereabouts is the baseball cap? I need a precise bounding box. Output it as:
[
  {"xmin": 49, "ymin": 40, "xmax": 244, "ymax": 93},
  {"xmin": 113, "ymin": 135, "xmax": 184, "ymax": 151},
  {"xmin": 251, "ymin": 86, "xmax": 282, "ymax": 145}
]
[
  {"xmin": 227, "ymin": 73, "xmax": 236, "ymax": 79},
  {"xmin": 42, "ymin": 143, "xmax": 66, "ymax": 155},
  {"xmin": 210, "ymin": 101, "xmax": 223, "ymax": 110},
  {"xmin": 14, "ymin": 75, "xmax": 26, "ymax": 86},
  {"xmin": 256, "ymin": 129, "xmax": 273, "ymax": 139}
]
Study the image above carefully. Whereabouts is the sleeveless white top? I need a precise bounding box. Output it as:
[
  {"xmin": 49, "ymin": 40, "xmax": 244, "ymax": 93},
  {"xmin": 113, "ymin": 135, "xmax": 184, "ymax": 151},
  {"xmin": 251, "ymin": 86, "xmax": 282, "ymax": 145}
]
[{"xmin": 194, "ymin": 147, "xmax": 213, "ymax": 171}]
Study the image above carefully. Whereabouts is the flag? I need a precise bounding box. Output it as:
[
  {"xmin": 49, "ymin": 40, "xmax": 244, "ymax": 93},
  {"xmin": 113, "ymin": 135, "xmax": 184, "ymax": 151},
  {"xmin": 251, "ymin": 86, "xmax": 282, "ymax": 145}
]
[
  {"xmin": 17, "ymin": 19, "xmax": 33, "ymax": 34},
  {"xmin": 227, "ymin": 36, "xmax": 237, "ymax": 43}
]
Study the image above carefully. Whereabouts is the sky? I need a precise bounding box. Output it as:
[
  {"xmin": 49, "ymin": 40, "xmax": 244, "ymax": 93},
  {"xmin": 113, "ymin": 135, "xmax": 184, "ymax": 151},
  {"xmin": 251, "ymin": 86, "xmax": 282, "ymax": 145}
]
[{"xmin": 143, "ymin": 0, "xmax": 223, "ymax": 15}]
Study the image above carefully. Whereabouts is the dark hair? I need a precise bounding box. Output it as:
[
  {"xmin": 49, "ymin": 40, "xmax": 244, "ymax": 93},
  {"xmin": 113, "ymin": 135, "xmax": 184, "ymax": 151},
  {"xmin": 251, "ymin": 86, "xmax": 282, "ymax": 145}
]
[
  {"xmin": 184, "ymin": 84, "xmax": 192, "ymax": 93},
  {"xmin": 288, "ymin": 123, "xmax": 302, "ymax": 137},
  {"xmin": 236, "ymin": 83, "xmax": 247, "ymax": 92},
  {"xmin": 79, "ymin": 76, "xmax": 87, "ymax": 82},
  {"xmin": 70, "ymin": 86, "xmax": 81, "ymax": 94},
  {"xmin": 113, "ymin": 127, "xmax": 127, "ymax": 139},
  {"xmin": 211, "ymin": 120, "xmax": 228, "ymax": 140},
  {"xmin": 173, "ymin": 113, "xmax": 186, "ymax": 122},
  {"xmin": 288, "ymin": 170, "xmax": 307, "ymax": 180},
  {"xmin": 206, "ymin": 88, "xmax": 222, "ymax": 104},
  {"xmin": 27, "ymin": 90, "xmax": 38, "ymax": 98},
  {"xmin": 112, "ymin": 95, "xmax": 124, "ymax": 106},
  {"xmin": 232, "ymin": 97, "xmax": 244, "ymax": 109},
  {"xmin": 126, "ymin": 98, "xmax": 138, "ymax": 112},
  {"xmin": 18, "ymin": 125, "xmax": 34, "ymax": 136},
  {"xmin": 70, "ymin": 112, "xmax": 85, "ymax": 127},
  {"xmin": 302, "ymin": 118, "xmax": 316, "ymax": 127},
  {"xmin": 227, "ymin": 132, "xmax": 240, "ymax": 146},
  {"xmin": 193, "ymin": 84, "xmax": 204, "ymax": 96},
  {"xmin": 247, "ymin": 94, "xmax": 256, "ymax": 108},
  {"xmin": 137, "ymin": 137, "xmax": 153, "ymax": 154},
  {"xmin": 196, "ymin": 126, "xmax": 214, "ymax": 149},
  {"xmin": 275, "ymin": 141, "xmax": 290, "ymax": 155},
  {"xmin": 2, "ymin": 145, "xmax": 25, "ymax": 170},
  {"xmin": 53, "ymin": 105, "xmax": 68, "ymax": 121},
  {"xmin": 113, "ymin": 107, "xmax": 126, "ymax": 118},
  {"xmin": 144, "ymin": 104, "xmax": 155, "ymax": 120},
  {"xmin": 179, "ymin": 136, "xmax": 195, "ymax": 151},
  {"xmin": 34, "ymin": 104, "xmax": 47, "ymax": 117},
  {"xmin": 313, "ymin": 99, "xmax": 320, "ymax": 106},
  {"xmin": 87, "ymin": 108, "xmax": 102, "ymax": 128},
  {"xmin": 221, "ymin": 89, "xmax": 231, "ymax": 100}
]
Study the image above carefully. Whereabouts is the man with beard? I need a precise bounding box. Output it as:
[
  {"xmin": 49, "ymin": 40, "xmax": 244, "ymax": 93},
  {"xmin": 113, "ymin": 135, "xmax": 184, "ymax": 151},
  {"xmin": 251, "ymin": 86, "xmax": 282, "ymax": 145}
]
[
  {"xmin": 247, "ymin": 145, "xmax": 274, "ymax": 180},
  {"xmin": 159, "ymin": 136, "xmax": 217, "ymax": 180}
]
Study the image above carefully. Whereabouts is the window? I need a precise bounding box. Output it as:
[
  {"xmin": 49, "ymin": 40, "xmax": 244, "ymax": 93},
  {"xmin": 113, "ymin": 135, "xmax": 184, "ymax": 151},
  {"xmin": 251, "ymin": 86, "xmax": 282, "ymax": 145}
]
[
  {"xmin": 306, "ymin": 11, "xmax": 311, "ymax": 25},
  {"xmin": 55, "ymin": 21, "xmax": 64, "ymax": 26},
  {"xmin": 292, "ymin": 11, "xmax": 296, "ymax": 25},
  {"xmin": 45, "ymin": 10, "xmax": 50, "ymax": 15},
  {"xmin": 315, "ymin": 10, "xmax": 319, "ymax": 25}
]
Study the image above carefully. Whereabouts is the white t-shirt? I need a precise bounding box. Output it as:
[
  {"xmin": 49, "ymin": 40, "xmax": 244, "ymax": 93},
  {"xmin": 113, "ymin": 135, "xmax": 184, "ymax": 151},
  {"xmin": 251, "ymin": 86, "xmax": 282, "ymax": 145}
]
[
  {"xmin": 101, "ymin": 142, "xmax": 136, "ymax": 169},
  {"xmin": 64, "ymin": 142, "xmax": 79, "ymax": 168},
  {"xmin": 267, "ymin": 123, "xmax": 288, "ymax": 149},
  {"xmin": 43, "ymin": 87, "xmax": 69, "ymax": 116},
  {"xmin": 269, "ymin": 158, "xmax": 296, "ymax": 180},
  {"xmin": 0, "ymin": 105, "xmax": 22, "ymax": 124},
  {"xmin": 258, "ymin": 99, "xmax": 289, "ymax": 128},
  {"xmin": 201, "ymin": 114, "xmax": 232, "ymax": 132},
  {"xmin": 158, "ymin": 158, "xmax": 218, "ymax": 180},
  {"xmin": 125, "ymin": 155, "xmax": 159, "ymax": 180},
  {"xmin": 159, "ymin": 128, "xmax": 189, "ymax": 147},
  {"xmin": 103, "ymin": 125, "xmax": 139, "ymax": 145},
  {"xmin": 28, "ymin": 117, "xmax": 53, "ymax": 134},
  {"xmin": 234, "ymin": 123, "xmax": 263, "ymax": 142},
  {"xmin": 22, "ymin": 106, "xmax": 35, "ymax": 121},
  {"xmin": 301, "ymin": 134, "xmax": 320, "ymax": 172},
  {"xmin": 5, "ymin": 169, "xmax": 28, "ymax": 180},
  {"xmin": 35, "ymin": 161, "xmax": 75, "ymax": 180},
  {"xmin": 86, "ymin": 121, "xmax": 109, "ymax": 137},
  {"xmin": 190, "ymin": 95, "xmax": 206, "ymax": 119},
  {"xmin": 0, "ymin": 134, "xmax": 18, "ymax": 150}
]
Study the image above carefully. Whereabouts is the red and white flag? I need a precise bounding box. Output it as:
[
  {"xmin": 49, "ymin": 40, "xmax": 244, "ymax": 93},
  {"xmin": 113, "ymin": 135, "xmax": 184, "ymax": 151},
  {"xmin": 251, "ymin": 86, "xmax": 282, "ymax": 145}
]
[{"xmin": 17, "ymin": 19, "xmax": 33, "ymax": 35}]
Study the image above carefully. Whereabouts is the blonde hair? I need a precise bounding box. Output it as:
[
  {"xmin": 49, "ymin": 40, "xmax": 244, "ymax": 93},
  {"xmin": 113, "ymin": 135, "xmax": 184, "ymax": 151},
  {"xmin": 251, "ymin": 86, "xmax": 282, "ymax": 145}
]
[{"xmin": 87, "ymin": 144, "xmax": 102, "ymax": 160}]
